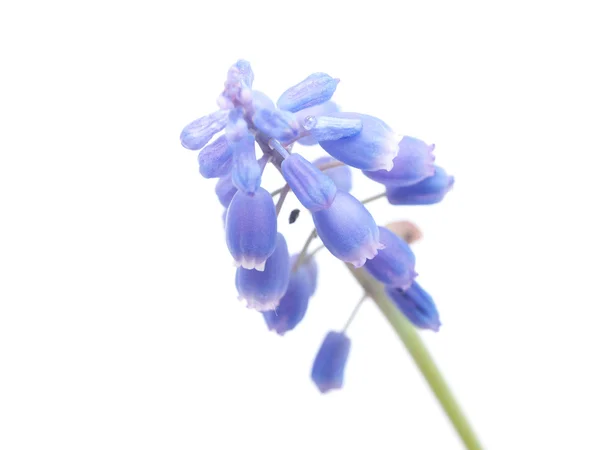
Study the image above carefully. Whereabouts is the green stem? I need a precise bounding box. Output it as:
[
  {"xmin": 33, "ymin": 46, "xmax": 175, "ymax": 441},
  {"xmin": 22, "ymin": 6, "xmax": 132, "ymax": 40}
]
[{"xmin": 347, "ymin": 265, "xmax": 483, "ymax": 450}]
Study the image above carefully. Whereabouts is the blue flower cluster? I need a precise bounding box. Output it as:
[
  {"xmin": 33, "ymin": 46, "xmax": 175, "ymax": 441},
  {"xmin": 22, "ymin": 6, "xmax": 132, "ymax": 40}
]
[{"xmin": 180, "ymin": 60, "xmax": 454, "ymax": 393}]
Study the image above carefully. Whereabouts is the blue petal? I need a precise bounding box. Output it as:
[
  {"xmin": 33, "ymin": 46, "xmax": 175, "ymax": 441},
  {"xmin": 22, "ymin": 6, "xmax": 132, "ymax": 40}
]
[
  {"xmin": 225, "ymin": 108, "xmax": 249, "ymax": 143},
  {"xmin": 231, "ymin": 133, "xmax": 261, "ymax": 195},
  {"xmin": 282, "ymin": 154, "xmax": 337, "ymax": 212},
  {"xmin": 250, "ymin": 90, "xmax": 275, "ymax": 114},
  {"xmin": 312, "ymin": 191, "xmax": 383, "ymax": 268},
  {"xmin": 363, "ymin": 136, "xmax": 436, "ymax": 187},
  {"xmin": 262, "ymin": 277, "xmax": 305, "ymax": 333},
  {"xmin": 296, "ymin": 254, "xmax": 318, "ymax": 296},
  {"xmin": 197, "ymin": 135, "xmax": 232, "ymax": 179},
  {"xmin": 180, "ymin": 110, "xmax": 229, "ymax": 150},
  {"xmin": 296, "ymin": 101, "xmax": 340, "ymax": 146},
  {"xmin": 304, "ymin": 115, "xmax": 362, "ymax": 141},
  {"xmin": 385, "ymin": 283, "xmax": 441, "ymax": 331},
  {"xmin": 252, "ymin": 107, "xmax": 300, "ymax": 142},
  {"xmin": 225, "ymin": 188, "xmax": 277, "ymax": 271},
  {"xmin": 385, "ymin": 166, "xmax": 454, "ymax": 205},
  {"xmin": 277, "ymin": 73, "xmax": 339, "ymax": 113},
  {"xmin": 219, "ymin": 60, "xmax": 255, "ymax": 110},
  {"xmin": 319, "ymin": 113, "xmax": 400, "ymax": 171},
  {"xmin": 363, "ymin": 227, "xmax": 417, "ymax": 289},
  {"xmin": 311, "ymin": 331, "xmax": 351, "ymax": 393},
  {"xmin": 312, "ymin": 156, "xmax": 352, "ymax": 192},
  {"xmin": 236, "ymin": 233, "xmax": 290, "ymax": 311},
  {"xmin": 215, "ymin": 173, "xmax": 237, "ymax": 208},
  {"xmin": 227, "ymin": 59, "xmax": 254, "ymax": 89}
]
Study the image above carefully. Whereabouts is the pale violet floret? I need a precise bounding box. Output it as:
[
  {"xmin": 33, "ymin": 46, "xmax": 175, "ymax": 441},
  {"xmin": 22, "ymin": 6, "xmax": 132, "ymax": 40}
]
[
  {"xmin": 363, "ymin": 227, "xmax": 417, "ymax": 290},
  {"xmin": 228, "ymin": 59, "xmax": 254, "ymax": 89},
  {"xmin": 319, "ymin": 113, "xmax": 401, "ymax": 171},
  {"xmin": 218, "ymin": 60, "xmax": 255, "ymax": 110},
  {"xmin": 180, "ymin": 110, "xmax": 229, "ymax": 150},
  {"xmin": 302, "ymin": 115, "xmax": 362, "ymax": 142},
  {"xmin": 363, "ymin": 136, "xmax": 436, "ymax": 187},
  {"xmin": 262, "ymin": 254, "xmax": 318, "ymax": 335},
  {"xmin": 231, "ymin": 133, "xmax": 261, "ymax": 195},
  {"xmin": 312, "ymin": 156, "xmax": 352, "ymax": 192},
  {"xmin": 296, "ymin": 101, "xmax": 340, "ymax": 145},
  {"xmin": 385, "ymin": 282, "xmax": 441, "ymax": 331},
  {"xmin": 312, "ymin": 191, "xmax": 384, "ymax": 268},
  {"xmin": 225, "ymin": 108, "xmax": 249, "ymax": 143},
  {"xmin": 281, "ymin": 154, "xmax": 337, "ymax": 212},
  {"xmin": 277, "ymin": 73, "xmax": 339, "ymax": 113},
  {"xmin": 252, "ymin": 107, "xmax": 300, "ymax": 142},
  {"xmin": 385, "ymin": 166, "xmax": 454, "ymax": 205},
  {"xmin": 226, "ymin": 188, "xmax": 277, "ymax": 271},
  {"xmin": 248, "ymin": 90, "xmax": 274, "ymax": 116},
  {"xmin": 311, "ymin": 331, "xmax": 351, "ymax": 393},
  {"xmin": 215, "ymin": 172, "xmax": 237, "ymax": 208},
  {"xmin": 197, "ymin": 135, "xmax": 232, "ymax": 179},
  {"xmin": 236, "ymin": 233, "xmax": 290, "ymax": 311}
]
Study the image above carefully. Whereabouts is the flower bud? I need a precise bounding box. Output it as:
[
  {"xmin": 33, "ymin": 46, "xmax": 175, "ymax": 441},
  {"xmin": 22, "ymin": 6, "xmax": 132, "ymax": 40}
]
[
  {"xmin": 180, "ymin": 110, "xmax": 229, "ymax": 150},
  {"xmin": 236, "ymin": 233, "xmax": 290, "ymax": 311},
  {"xmin": 197, "ymin": 135, "xmax": 232, "ymax": 179},
  {"xmin": 282, "ymin": 154, "xmax": 337, "ymax": 212},
  {"xmin": 252, "ymin": 107, "xmax": 300, "ymax": 142},
  {"xmin": 386, "ymin": 166, "xmax": 454, "ymax": 205},
  {"xmin": 262, "ymin": 255, "xmax": 318, "ymax": 334},
  {"xmin": 385, "ymin": 220, "xmax": 423, "ymax": 244},
  {"xmin": 215, "ymin": 173, "xmax": 237, "ymax": 208},
  {"xmin": 362, "ymin": 136, "xmax": 435, "ymax": 187},
  {"xmin": 295, "ymin": 101, "xmax": 340, "ymax": 146},
  {"xmin": 231, "ymin": 133, "xmax": 261, "ymax": 195},
  {"xmin": 226, "ymin": 188, "xmax": 277, "ymax": 271},
  {"xmin": 385, "ymin": 282, "xmax": 441, "ymax": 331},
  {"xmin": 319, "ymin": 113, "xmax": 401, "ymax": 171},
  {"xmin": 364, "ymin": 227, "xmax": 417, "ymax": 290},
  {"xmin": 311, "ymin": 331, "xmax": 351, "ymax": 393},
  {"xmin": 277, "ymin": 73, "xmax": 339, "ymax": 113},
  {"xmin": 312, "ymin": 191, "xmax": 383, "ymax": 268}
]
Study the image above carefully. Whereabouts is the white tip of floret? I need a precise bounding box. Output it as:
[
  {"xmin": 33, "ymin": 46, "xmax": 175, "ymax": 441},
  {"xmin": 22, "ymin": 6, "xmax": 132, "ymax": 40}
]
[
  {"xmin": 238, "ymin": 295, "xmax": 280, "ymax": 312},
  {"xmin": 373, "ymin": 133, "xmax": 402, "ymax": 172},
  {"xmin": 349, "ymin": 240, "xmax": 386, "ymax": 268},
  {"xmin": 234, "ymin": 256, "xmax": 267, "ymax": 271}
]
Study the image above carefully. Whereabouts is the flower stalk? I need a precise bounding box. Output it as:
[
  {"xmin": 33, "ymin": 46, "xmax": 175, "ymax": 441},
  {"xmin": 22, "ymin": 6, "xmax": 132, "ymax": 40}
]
[{"xmin": 346, "ymin": 265, "xmax": 483, "ymax": 450}]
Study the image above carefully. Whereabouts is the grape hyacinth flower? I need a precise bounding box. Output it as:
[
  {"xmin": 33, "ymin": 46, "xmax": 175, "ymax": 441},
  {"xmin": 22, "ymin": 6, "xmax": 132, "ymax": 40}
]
[
  {"xmin": 312, "ymin": 191, "xmax": 384, "ymax": 268},
  {"xmin": 281, "ymin": 153, "xmax": 337, "ymax": 212},
  {"xmin": 215, "ymin": 173, "xmax": 237, "ymax": 208},
  {"xmin": 386, "ymin": 166, "xmax": 455, "ymax": 205},
  {"xmin": 318, "ymin": 113, "xmax": 405, "ymax": 171},
  {"xmin": 226, "ymin": 187, "xmax": 277, "ymax": 271},
  {"xmin": 312, "ymin": 156, "xmax": 352, "ymax": 192},
  {"xmin": 385, "ymin": 282, "xmax": 441, "ymax": 331},
  {"xmin": 364, "ymin": 226, "xmax": 417, "ymax": 290},
  {"xmin": 362, "ymin": 136, "xmax": 436, "ymax": 187},
  {"xmin": 262, "ymin": 254, "xmax": 318, "ymax": 335},
  {"xmin": 178, "ymin": 60, "xmax": 461, "ymax": 403},
  {"xmin": 311, "ymin": 331, "xmax": 351, "ymax": 393},
  {"xmin": 236, "ymin": 233, "xmax": 290, "ymax": 311}
]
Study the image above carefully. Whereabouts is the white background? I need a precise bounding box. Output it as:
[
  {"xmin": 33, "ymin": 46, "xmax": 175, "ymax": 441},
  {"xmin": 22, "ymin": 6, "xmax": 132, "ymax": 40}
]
[{"xmin": 1, "ymin": 1, "xmax": 599, "ymax": 449}]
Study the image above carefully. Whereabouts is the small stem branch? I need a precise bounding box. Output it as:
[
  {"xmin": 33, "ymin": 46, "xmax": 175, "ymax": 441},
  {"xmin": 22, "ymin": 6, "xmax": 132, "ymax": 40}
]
[
  {"xmin": 360, "ymin": 191, "xmax": 386, "ymax": 205},
  {"xmin": 341, "ymin": 293, "xmax": 368, "ymax": 333},
  {"xmin": 316, "ymin": 160, "xmax": 345, "ymax": 171},
  {"xmin": 275, "ymin": 185, "xmax": 290, "ymax": 217},
  {"xmin": 307, "ymin": 244, "xmax": 325, "ymax": 259},
  {"xmin": 292, "ymin": 229, "xmax": 317, "ymax": 272},
  {"xmin": 270, "ymin": 186, "xmax": 285, "ymax": 197},
  {"xmin": 346, "ymin": 265, "xmax": 484, "ymax": 450}
]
